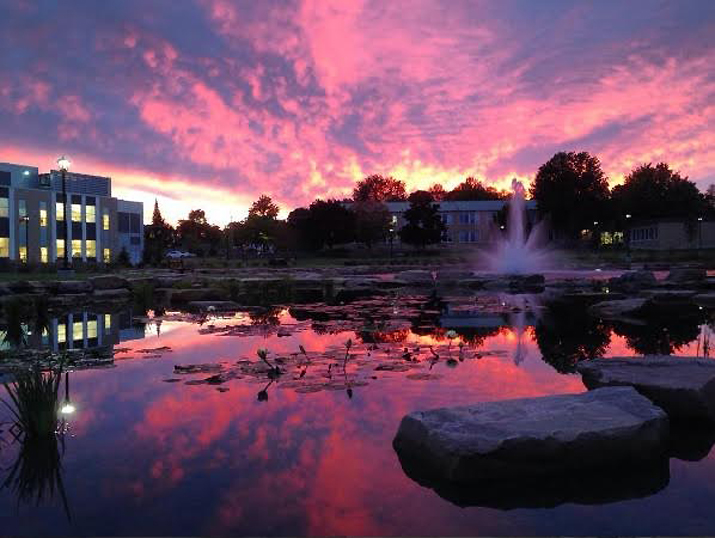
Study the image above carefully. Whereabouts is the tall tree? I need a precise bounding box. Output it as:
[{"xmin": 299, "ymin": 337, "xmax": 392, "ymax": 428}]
[
  {"xmin": 444, "ymin": 177, "xmax": 507, "ymax": 201},
  {"xmin": 144, "ymin": 199, "xmax": 174, "ymax": 264},
  {"xmin": 530, "ymin": 151, "xmax": 610, "ymax": 241},
  {"xmin": 611, "ymin": 163, "xmax": 707, "ymax": 221},
  {"xmin": 152, "ymin": 198, "xmax": 166, "ymax": 226},
  {"xmin": 288, "ymin": 199, "xmax": 355, "ymax": 251},
  {"xmin": 353, "ymin": 175, "xmax": 406, "ymax": 202},
  {"xmin": 249, "ymin": 195, "xmax": 280, "ymax": 219},
  {"xmin": 177, "ymin": 209, "xmax": 222, "ymax": 256},
  {"xmin": 398, "ymin": 191, "xmax": 446, "ymax": 249},
  {"xmin": 353, "ymin": 201, "xmax": 391, "ymax": 249},
  {"xmin": 428, "ymin": 183, "xmax": 447, "ymax": 201}
]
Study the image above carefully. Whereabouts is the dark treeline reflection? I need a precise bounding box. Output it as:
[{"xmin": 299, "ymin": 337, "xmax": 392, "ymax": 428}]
[{"xmin": 535, "ymin": 302, "xmax": 714, "ymax": 372}]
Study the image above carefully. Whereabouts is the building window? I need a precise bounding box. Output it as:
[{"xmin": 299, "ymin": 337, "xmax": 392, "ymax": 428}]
[
  {"xmin": 0, "ymin": 237, "xmax": 8, "ymax": 258},
  {"xmin": 87, "ymin": 319, "xmax": 98, "ymax": 339},
  {"xmin": 56, "ymin": 201, "xmax": 65, "ymax": 221},
  {"xmin": 103, "ymin": 248, "xmax": 111, "ymax": 263},
  {"xmin": 40, "ymin": 202, "xmax": 47, "ymax": 227},
  {"xmin": 118, "ymin": 212, "xmax": 130, "ymax": 233},
  {"xmin": 40, "ymin": 247, "xmax": 48, "ymax": 263},
  {"xmin": 56, "ymin": 239, "xmax": 65, "ymax": 259},
  {"xmin": 103, "ymin": 210, "xmax": 110, "ymax": 230},
  {"xmin": 104, "ymin": 313, "xmax": 112, "ymax": 331},
  {"xmin": 71, "ymin": 239, "xmax": 82, "ymax": 258},
  {"xmin": 58, "ymin": 323, "xmax": 66, "ymax": 344},
  {"xmin": 72, "ymin": 203, "xmax": 82, "ymax": 222},
  {"xmin": 0, "ymin": 197, "xmax": 8, "ymax": 218},
  {"xmin": 73, "ymin": 321, "xmax": 84, "ymax": 342},
  {"xmin": 19, "ymin": 199, "xmax": 26, "ymax": 218},
  {"xmin": 86, "ymin": 205, "xmax": 96, "ymax": 224},
  {"xmin": 19, "ymin": 247, "xmax": 27, "ymax": 263},
  {"xmin": 86, "ymin": 240, "xmax": 97, "ymax": 259}
]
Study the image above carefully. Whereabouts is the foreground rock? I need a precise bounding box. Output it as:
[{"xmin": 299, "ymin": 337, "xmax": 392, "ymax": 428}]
[
  {"xmin": 588, "ymin": 298, "xmax": 649, "ymax": 320},
  {"xmin": 579, "ymin": 357, "xmax": 715, "ymax": 421},
  {"xmin": 608, "ymin": 270, "xmax": 657, "ymax": 293},
  {"xmin": 393, "ymin": 387, "xmax": 668, "ymax": 487},
  {"xmin": 667, "ymin": 267, "xmax": 706, "ymax": 285}
]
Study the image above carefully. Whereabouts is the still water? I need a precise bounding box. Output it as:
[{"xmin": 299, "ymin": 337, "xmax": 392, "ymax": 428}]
[{"xmin": 1, "ymin": 295, "xmax": 715, "ymax": 536}]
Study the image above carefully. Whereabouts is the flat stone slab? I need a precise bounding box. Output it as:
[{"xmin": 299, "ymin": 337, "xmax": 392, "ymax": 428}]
[
  {"xmin": 393, "ymin": 387, "xmax": 668, "ymax": 485},
  {"xmin": 578, "ymin": 357, "xmax": 715, "ymax": 421}
]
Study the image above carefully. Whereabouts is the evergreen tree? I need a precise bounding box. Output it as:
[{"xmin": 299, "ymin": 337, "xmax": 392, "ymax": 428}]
[{"xmin": 398, "ymin": 191, "xmax": 446, "ymax": 249}]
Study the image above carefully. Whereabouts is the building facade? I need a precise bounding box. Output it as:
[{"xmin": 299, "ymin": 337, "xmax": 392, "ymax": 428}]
[
  {"xmin": 0, "ymin": 161, "xmax": 144, "ymax": 265},
  {"xmin": 628, "ymin": 219, "xmax": 715, "ymax": 250},
  {"xmin": 383, "ymin": 199, "xmax": 538, "ymax": 245}
]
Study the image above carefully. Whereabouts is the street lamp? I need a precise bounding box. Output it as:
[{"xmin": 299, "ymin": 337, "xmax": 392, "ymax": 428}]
[
  {"xmin": 698, "ymin": 217, "xmax": 704, "ymax": 252},
  {"xmin": 625, "ymin": 214, "xmax": 632, "ymax": 264},
  {"xmin": 57, "ymin": 155, "xmax": 71, "ymax": 269}
]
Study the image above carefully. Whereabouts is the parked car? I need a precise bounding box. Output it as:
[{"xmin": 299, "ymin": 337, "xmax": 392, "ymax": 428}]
[{"xmin": 165, "ymin": 250, "xmax": 196, "ymax": 259}]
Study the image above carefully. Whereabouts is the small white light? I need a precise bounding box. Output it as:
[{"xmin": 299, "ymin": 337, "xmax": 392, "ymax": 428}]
[
  {"xmin": 626, "ymin": 214, "xmax": 632, "ymax": 219},
  {"xmin": 56, "ymin": 155, "xmax": 71, "ymax": 171},
  {"xmin": 23, "ymin": 170, "xmax": 30, "ymax": 176},
  {"xmin": 60, "ymin": 403, "xmax": 76, "ymax": 415}
]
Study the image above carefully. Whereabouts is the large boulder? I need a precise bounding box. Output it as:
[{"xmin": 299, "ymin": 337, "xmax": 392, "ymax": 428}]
[
  {"xmin": 89, "ymin": 274, "xmax": 129, "ymax": 290},
  {"xmin": 667, "ymin": 267, "xmax": 706, "ymax": 285},
  {"xmin": 608, "ymin": 270, "xmax": 657, "ymax": 293},
  {"xmin": 578, "ymin": 357, "xmax": 715, "ymax": 422},
  {"xmin": 57, "ymin": 280, "xmax": 93, "ymax": 294},
  {"xmin": 588, "ymin": 298, "xmax": 649, "ymax": 320},
  {"xmin": 393, "ymin": 387, "xmax": 668, "ymax": 486}
]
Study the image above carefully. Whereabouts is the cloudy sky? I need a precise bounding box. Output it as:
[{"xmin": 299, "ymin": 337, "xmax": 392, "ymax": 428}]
[{"xmin": 1, "ymin": 0, "xmax": 713, "ymax": 224}]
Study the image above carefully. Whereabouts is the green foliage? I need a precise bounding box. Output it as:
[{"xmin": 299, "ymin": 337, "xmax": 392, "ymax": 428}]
[
  {"xmin": 3, "ymin": 367, "xmax": 62, "ymax": 439},
  {"xmin": 248, "ymin": 195, "xmax": 280, "ymax": 219},
  {"xmin": 288, "ymin": 199, "xmax": 355, "ymax": 251},
  {"xmin": 116, "ymin": 247, "xmax": 131, "ymax": 267},
  {"xmin": 398, "ymin": 191, "xmax": 446, "ymax": 249},
  {"xmin": 353, "ymin": 201, "xmax": 391, "ymax": 249}
]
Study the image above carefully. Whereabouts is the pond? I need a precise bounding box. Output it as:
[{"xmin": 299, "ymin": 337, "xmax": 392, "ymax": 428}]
[{"xmin": 1, "ymin": 291, "xmax": 715, "ymax": 536}]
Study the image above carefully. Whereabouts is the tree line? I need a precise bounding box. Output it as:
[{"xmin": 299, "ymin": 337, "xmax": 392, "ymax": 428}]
[{"xmin": 144, "ymin": 151, "xmax": 714, "ymax": 261}]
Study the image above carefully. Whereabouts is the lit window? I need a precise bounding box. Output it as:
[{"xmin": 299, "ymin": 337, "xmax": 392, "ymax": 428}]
[
  {"xmin": 103, "ymin": 248, "xmax": 111, "ymax": 263},
  {"xmin": 19, "ymin": 200, "xmax": 26, "ymax": 218},
  {"xmin": 0, "ymin": 198, "xmax": 8, "ymax": 218},
  {"xmin": 86, "ymin": 205, "xmax": 96, "ymax": 223},
  {"xmin": 104, "ymin": 313, "xmax": 112, "ymax": 331},
  {"xmin": 73, "ymin": 321, "xmax": 84, "ymax": 341},
  {"xmin": 103, "ymin": 210, "xmax": 109, "ymax": 230},
  {"xmin": 72, "ymin": 203, "xmax": 82, "ymax": 222},
  {"xmin": 40, "ymin": 202, "xmax": 47, "ymax": 227},
  {"xmin": 40, "ymin": 247, "xmax": 48, "ymax": 263},
  {"xmin": 86, "ymin": 240, "xmax": 96, "ymax": 259},
  {"xmin": 56, "ymin": 239, "xmax": 65, "ymax": 259},
  {"xmin": 0, "ymin": 238, "xmax": 8, "ymax": 258},
  {"xmin": 56, "ymin": 201, "xmax": 65, "ymax": 221},
  {"xmin": 58, "ymin": 324, "xmax": 67, "ymax": 344},
  {"xmin": 87, "ymin": 319, "xmax": 98, "ymax": 339},
  {"xmin": 19, "ymin": 246, "xmax": 27, "ymax": 262},
  {"xmin": 71, "ymin": 239, "xmax": 82, "ymax": 258}
]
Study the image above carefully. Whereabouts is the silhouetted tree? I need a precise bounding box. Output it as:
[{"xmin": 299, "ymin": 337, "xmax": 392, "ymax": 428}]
[
  {"xmin": 177, "ymin": 209, "xmax": 222, "ymax": 256},
  {"xmin": 428, "ymin": 183, "xmax": 447, "ymax": 201},
  {"xmin": 611, "ymin": 163, "xmax": 708, "ymax": 222},
  {"xmin": 353, "ymin": 201, "xmax": 391, "ymax": 249},
  {"xmin": 144, "ymin": 199, "xmax": 174, "ymax": 264},
  {"xmin": 288, "ymin": 199, "xmax": 355, "ymax": 251},
  {"xmin": 353, "ymin": 175, "xmax": 406, "ymax": 202},
  {"xmin": 248, "ymin": 195, "xmax": 280, "ymax": 219},
  {"xmin": 531, "ymin": 151, "xmax": 610, "ymax": 242},
  {"xmin": 444, "ymin": 177, "xmax": 507, "ymax": 201},
  {"xmin": 399, "ymin": 191, "xmax": 446, "ymax": 249}
]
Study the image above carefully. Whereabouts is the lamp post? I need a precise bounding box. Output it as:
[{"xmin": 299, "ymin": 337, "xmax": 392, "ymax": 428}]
[
  {"xmin": 60, "ymin": 371, "xmax": 76, "ymax": 416},
  {"xmin": 389, "ymin": 225, "xmax": 395, "ymax": 259},
  {"xmin": 593, "ymin": 221, "xmax": 599, "ymax": 249},
  {"xmin": 625, "ymin": 214, "xmax": 632, "ymax": 266},
  {"xmin": 698, "ymin": 217, "xmax": 704, "ymax": 253},
  {"xmin": 57, "ymin": 156, "xmax": 71, "ymax": 269}
]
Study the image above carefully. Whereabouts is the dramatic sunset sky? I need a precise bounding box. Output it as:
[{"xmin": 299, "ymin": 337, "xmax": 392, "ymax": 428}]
[{"xmin": 1, "ymin": 0, "xmax": 713, "ymax": 224}]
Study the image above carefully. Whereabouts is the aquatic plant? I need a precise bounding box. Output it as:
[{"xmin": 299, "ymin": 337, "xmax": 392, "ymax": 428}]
[{"xmin": 257, "ymin": 348, "xmax": 281, "ymax": 377}]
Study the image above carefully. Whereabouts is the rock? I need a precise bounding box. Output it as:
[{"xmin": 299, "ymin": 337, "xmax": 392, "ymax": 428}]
[
  {"xmin": 641, "ymin": 289, "xmax": 697, "ymax": 304},
  {"xmin": 588, "ymin": 298, "xmax": 649, "ymax": 320},
  {"xmin": 399, "ymin": 270, "xmax": 435, "ymax": 285},
  {"xmin": 578, "ymin": 357, "xmax": 715, "ymax": 422},
  {"xmin": 92, "ymin": 288, "xmax": 131, "ymax": 300},
  {"xmin": 169, "ymin": 288, "xmax": 225, "ymax": 303},
  {"xmin": 89, "ymin": 274, "xmax": 129, "ymax": 290},
  {"xmin": 57, "ymin": 280, "xmax": 93, "ymax": 294},
  {"xmin": 694, "ymin": 293, "xmax": 715, "ymax": 307},
  {"xmin": 608, "ymin": 270, "xmax": 657, "ymax": 293},
  {"xmin": 392, "ymin": 387, "xmax": 668, "ymax": 486},
  {"xmin": 127, "ymin": 276, "xmax": 158, "ymax": 289},
  {"xmin": 667, "ymin": 267, "xmax": 706, "ymax": 284}
]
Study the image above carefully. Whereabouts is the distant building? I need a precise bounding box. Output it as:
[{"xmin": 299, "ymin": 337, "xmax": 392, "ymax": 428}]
[
  {"xmin": 628, "ymin": 219, "xmax": 715, "ymax": 250},
  {"xmin": 381, "ymin": 200, "xmax": 539, "ymax": 245},
  {"xmin": 0, "ymin": 161, "xmax": 144, "ymax": 265}
]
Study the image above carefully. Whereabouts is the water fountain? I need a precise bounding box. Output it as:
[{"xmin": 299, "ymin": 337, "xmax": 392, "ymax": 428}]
[{"xmin": 487, "ymin": 178, "xmax": 550, "ymax": 274}]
